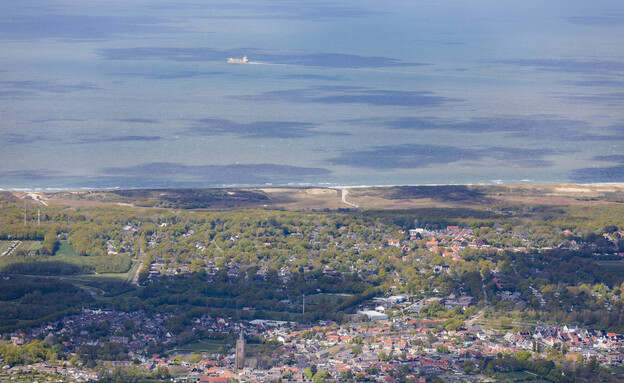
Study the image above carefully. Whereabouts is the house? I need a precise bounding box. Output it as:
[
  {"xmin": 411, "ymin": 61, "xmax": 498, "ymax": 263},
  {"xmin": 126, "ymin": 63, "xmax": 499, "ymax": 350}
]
[
  {"xmin": 199, "ymin": 377, "xmax": 229, "ymax": 383},
  {"xmin": 387, "ymin": 239, "xmax": 400, "ymax": 247}
]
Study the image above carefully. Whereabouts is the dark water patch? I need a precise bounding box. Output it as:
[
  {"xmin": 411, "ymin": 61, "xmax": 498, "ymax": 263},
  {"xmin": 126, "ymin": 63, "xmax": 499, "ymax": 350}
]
[
  {"xmin": 496, "ymin": 58, "xmax": 624, "ymax": 75},
  {"xmin": 114, "ymin": 70, "xmax": 225, "ymax": 80},
  {"xmin": 281, "ymin": 74, "xmax": 343, "ymax": 81},
  {"xmin": 149, "ymin": 0, "xmax": 384, "ymax": 21},
  {"xmin": 241, "ymin": 87, "xmax": 455, "ymax": 107},
  {"xmin": 187, "ymin": 118, "xmax": 335, "ymax": 139},
  {"xmin": 592, "ymin": 155, "xmax": 624, "ymax": 162},
  {"xmin": 101, "ymin": 162, "xmax": 330, "ymax": 177},
  {"xmin": 77, "ymin": 135, "xmax": 164, "ymax": 144},
  {"xmin": 1, "ymin": 133, "xmax": 52, "ymax": 145},
  {"xmin": 0, "ymin": 163, "xmax": 331, "ymax": 189},
  {"xmin": 114, "ymin": 118, "xmax": 160, "ymax": 124},
  {"xmin": 1, "ymin": 80, "xmax": 98, "ymax": 94},
  {"xmin": 100, "ymin": 47, "xmax": 425, "ymax": 68},
  {"xmin": 329, "ymin": 143, "xmax": 554, "ymax": 170},
  {"xmin": 254, "ymin": 52, "xmax": 426, "ymax": 69},
  {"xmin": 99, "ymin": 162, "xmax": 332, "ymax": 185},
  {"xmin": 32, "ymin": 118, "xmax": 86, "ymax": 123},
  {"xmin": 486, "ymin": 147, "xmax": 554, "ymax": 168},
  {"xmin": 0, "ymin": 90, "xmax": 30, "ymax": 99},
  {"xmin": 570, "ymin": 155, "xmax": 624, "ymax": 183},
  {"xmin": 329, "ymin": 143, "xmax": 477, "ymax": 170},
  {"xmin": 565, "ymin": 79, "xmax": 624, "ymax": 87},
  {"xmin": 558, "ymin": 92, "xmax": 624, "ymax": 104},
  {"xmin": 372, "ymin": 115, "xmax": 622, "ymax": 142},
  {"xmin": 0, "ymin": 169, "xmax": 65, "ymax": 180},
  {"xmin": 316, "ymin": 90, "xmax": 451, "ymax": 106},
  {"xmin": 567, "ymin": 16, "xmax": 624, "ymax": 26},
  {"xmin": 571, "ymin": 165, "xmax": 624, "ymax": 183},
  {"xmin": 0, "ymin": 14, "xmax": 182, "ymax": 41},
  {"xmin": 101, "ymin": 47, "xmax": 236, "ymax": 61}
]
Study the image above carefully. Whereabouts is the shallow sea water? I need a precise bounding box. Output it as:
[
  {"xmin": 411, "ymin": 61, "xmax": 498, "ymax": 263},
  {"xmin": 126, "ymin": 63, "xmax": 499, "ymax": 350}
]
[{"xmin": 1, "ymin": 0, "xmax": 623, "ymax": 189}]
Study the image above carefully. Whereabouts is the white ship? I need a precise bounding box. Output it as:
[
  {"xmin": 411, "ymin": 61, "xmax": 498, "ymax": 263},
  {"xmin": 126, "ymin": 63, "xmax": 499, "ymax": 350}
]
[{"xmin": 227, "ymin": 55, "xmax": 248, "ymax": 64}]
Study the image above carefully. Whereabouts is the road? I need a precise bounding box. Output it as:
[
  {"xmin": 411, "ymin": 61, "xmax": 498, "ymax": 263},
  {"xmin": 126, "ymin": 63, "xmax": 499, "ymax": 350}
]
[
  {"xmin": 26, "ymin": 193, "xmax": 48, "ymax": 206},
  {"xmin": 128, "ymin": 245, "xmax": 145, "ymax": 285},
  {"xmin": 340, "ymin": 189, "xmax": 360, "ymax": 208}
]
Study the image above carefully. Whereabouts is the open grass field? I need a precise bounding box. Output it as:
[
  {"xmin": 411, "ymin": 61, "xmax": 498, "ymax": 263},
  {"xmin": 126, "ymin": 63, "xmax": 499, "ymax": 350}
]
[
  {"xmin": 0, "ymin": 241, "xmax": 11, "ymax": 254},
  {"xmin": 170, "ymin": 339, "xmax": 230, "ymax": 353},
  {"xmin": 64, "ymin": 271, "xmax": 132, "ymax": 284},
  {"xmin": 491, "ymin": 371, "xmax": 550, "ymax": 382},
  {"xmin": 0, "ymin": 240, "xmax": 133, "ymax": 296},
  {"xmin": 19, "ymin": 240, "xmax": 43, "ymax": 253},
  {"xmin": 55, "ymin": 239, "xmax": 79, "ymax": 258},
  {"xmin": 305, "ymin": 293, "xmax": 353, "ymax": 305}
]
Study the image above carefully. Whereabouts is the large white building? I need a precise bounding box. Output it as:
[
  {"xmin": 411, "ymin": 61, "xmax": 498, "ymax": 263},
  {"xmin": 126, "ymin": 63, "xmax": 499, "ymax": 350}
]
[{"xmin": 357, "ymin": 310, "xmax": 389, "ymax": 321}]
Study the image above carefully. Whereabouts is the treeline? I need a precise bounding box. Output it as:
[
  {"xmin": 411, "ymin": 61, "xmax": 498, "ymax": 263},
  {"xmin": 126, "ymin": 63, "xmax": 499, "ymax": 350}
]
[
  {"xmin": 482, "ymin": 248, "xmax": 624, "ymax": 332},
  {"xmin": 479, "ymin": 351, "xmax": 621, "ymax": 383},
  {"xmin": 361, "ymin": 207, "xmax": 502, "ymax": 230},
  {"xmin": 2, "ymin": 255, "xmax": 131, "ymax": 275},
  {"xmin": 107, "ymin": 270, "xmax": 374, "ymax": 325},
  {"xmin": 0, "ymin": 277, "xmax": 92, "ymax": 329},
  {"xmin": 0, "ymin": 340, "xmax": 60, "ymax": 367}
]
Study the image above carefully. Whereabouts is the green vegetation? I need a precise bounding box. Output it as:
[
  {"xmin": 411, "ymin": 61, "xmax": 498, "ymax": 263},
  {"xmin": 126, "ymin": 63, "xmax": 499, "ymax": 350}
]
[
  {"xmin": 55, "ymin": 239, "xmax": 79, "ymax": 258},
  {"xmin": 353, "ymin": 185, "xmax": 493, "ymax": 204},
  {"xmin": 0, "ymin": 240, "xmax": 10, "ymax": 254},
  {"xmin": 595, "ymin": 260, "xmax": 624, "ymax": 278},
  {"xmin": 1, "ymin": 191, "xmax": 624, "ymax": 334},
  {"xmin": 110, "ymin": 271, "xmax": 373, "ymax": 324},
  {"xmin": 0, "ymin": 339, "xmax": 59, "ymax": 366},
  {"xmin": 110, "ymin": 188, "xmax": 268, "ymax": 209},
  {"xmin": 0, "ymin": 276, "xmax": 92, "ymax": 330},
  {"xmin": 23, "ymin": 241, "xmax": 44, "ymax": 252},
  {"xmin": 1, "ymin": 240, "xmax": 131, "ymax": 276},
  {"xmin": 478, "ymin": 351, "xmax": 623, "ymax": 383},
  {"xmin": 170, "ymin": 339, "xmax": 230, "ymax": 353}
]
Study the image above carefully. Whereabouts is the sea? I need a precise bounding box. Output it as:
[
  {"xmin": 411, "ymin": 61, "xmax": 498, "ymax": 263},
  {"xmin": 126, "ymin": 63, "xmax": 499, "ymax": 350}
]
[{"xmin": 1, "ymin": 0, "xmax": 624, "ymax": 190}]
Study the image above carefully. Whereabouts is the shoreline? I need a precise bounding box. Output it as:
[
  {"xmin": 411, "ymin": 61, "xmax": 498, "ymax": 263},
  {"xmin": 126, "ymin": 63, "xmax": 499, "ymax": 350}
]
[{"xmin": 3, "ymin": 182, "xmax": 624, "ymax": 193}]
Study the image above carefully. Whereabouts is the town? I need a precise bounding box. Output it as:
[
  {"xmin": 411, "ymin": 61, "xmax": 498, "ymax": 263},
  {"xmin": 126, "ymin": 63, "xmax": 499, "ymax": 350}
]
[
  {"xmin": 4, "ymin": 298, "xmax": 624, "ymax": 382},
  {"xmin": 1, "ymin": 192, "xmax": 624, "ymax": 382}
]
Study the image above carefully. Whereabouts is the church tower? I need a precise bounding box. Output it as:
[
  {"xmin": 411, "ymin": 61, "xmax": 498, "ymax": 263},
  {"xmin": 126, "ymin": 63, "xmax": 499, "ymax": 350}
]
[{"xmin": 235, "ymin": 332, "xmax": 246, "ymax": 369}]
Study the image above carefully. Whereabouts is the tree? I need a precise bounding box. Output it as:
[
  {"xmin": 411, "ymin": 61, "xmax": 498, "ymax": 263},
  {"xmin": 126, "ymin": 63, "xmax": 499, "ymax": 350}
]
[
  {"xmin": 310, "ymin": 363, "xmax": 318, "ymax": 376},
  {"xmin": 41, "ymin": 232, "xmax": 60, "ymax": 255},
  {"xmin": 313, "ymin": 370, "xmax": 331, "ymax": 383},
  {"xmin": 378, "ymin": 351, "xmax": 389, "ymax": 361},
  {"xmin": 304, "ymin": 367, "xmax": 314, "ymax": 379},
  {"xmin": 352, "ymin": 344, "xmax": 363, "ymax": 355},
  {"xmin": 462, "ymin": 360, "xmax": 476, "ymax": 374}
]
